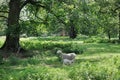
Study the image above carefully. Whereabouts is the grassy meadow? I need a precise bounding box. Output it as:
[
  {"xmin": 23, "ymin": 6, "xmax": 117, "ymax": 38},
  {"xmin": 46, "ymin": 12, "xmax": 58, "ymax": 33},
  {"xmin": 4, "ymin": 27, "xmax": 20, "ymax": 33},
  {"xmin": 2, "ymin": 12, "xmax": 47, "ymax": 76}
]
[{"xmin": 0, "ymin": 36, "xmax": 120, "ymax": 80}]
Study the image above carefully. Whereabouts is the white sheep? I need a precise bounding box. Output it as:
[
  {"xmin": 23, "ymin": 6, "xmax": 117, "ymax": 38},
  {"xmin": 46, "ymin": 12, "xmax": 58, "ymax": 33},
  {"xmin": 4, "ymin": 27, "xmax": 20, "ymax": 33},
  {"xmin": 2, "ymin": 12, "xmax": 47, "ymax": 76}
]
[
  {"xmin": 63, "ymin": 59, "xmax": 74, "ymax": 65},
  {"xmin": 56, "ymin": 50, "xmax": 76, "ymax": 64}
]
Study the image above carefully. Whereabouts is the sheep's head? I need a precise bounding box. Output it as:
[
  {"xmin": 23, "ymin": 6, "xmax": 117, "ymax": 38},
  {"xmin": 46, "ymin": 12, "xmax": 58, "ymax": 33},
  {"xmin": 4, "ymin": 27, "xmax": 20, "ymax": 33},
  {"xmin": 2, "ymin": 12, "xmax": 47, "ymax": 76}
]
[
  {"xmin": 70, "ymin": 53, "xmax": 76, "ymax": 59},
  {"xmin": 56, "ymin": 50, "xmax": 62, "ymax": 54},
  {"xmin": 56, "ymin": 50, "xmax": 63, "ymax": 61}
]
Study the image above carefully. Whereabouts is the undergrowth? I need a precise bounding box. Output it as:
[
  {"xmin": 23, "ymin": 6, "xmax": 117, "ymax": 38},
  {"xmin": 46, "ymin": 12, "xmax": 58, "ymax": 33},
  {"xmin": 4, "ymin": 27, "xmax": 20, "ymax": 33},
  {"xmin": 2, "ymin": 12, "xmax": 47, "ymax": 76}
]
[{"xmin": 0, "ymin": 36, "xmax": 120, "ymax": 80}]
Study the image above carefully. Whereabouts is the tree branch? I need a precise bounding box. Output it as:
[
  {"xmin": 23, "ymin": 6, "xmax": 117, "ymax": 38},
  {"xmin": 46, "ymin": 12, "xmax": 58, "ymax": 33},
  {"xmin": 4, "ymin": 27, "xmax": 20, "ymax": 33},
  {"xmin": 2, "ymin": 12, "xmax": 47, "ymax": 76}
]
[
  {"xmin": 114, "ymin": 6, "xmax": 120, "ymax": 12},
  {"xmin": 28, "ymin": 0, "xmax": 46, "ymax": 8},
  {"xmin": 21, "ymin": 0, "xmax": 66, "ymax": 26},
  {"xmin": 48, "ymin": 10, "xmax": 67, "ymax": 26},
  {"xmin": 35, "ymin": 15, "xmax": 48, "ymax": 23},
  {"xmin": 20, "ymin": 0, "xmax": 46, "ymax": 11},
  {"xmin": 0, "ymin": 15, "xmax": 8, "ymax": 19},
  {"xmin": 20, "ymin": 0, "xmax": 30, "ymax": 10},
  {"xmin": 0, "ymin": 11, "xmax": 9, "ymax": 13}
]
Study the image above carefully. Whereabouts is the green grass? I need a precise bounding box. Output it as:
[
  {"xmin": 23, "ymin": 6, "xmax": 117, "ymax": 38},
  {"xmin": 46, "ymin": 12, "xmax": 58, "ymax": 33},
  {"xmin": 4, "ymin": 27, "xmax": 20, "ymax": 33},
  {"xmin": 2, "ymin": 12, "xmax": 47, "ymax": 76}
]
[{"xmin": 0, "ymin": 36, "xmax": 120, "ymax": 80}]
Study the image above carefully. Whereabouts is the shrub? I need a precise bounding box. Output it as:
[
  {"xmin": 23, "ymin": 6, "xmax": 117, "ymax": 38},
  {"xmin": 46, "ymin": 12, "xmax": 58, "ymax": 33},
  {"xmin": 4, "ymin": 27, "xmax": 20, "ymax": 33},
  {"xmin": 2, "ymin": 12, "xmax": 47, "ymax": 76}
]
[
  {"xmin": 84, "ymin": 36, "xmax": 109, "ymax": 43},
  {"xmin": 21, "ymin": 40, "xmax": 72, "ymax": 50},
  {"xmin": 63, "ymin": 43, "xmax": 86, "ymax": 54},
  {"xmin": 21, "ymin": 40, "xmax": 86, "ymax": 54}
]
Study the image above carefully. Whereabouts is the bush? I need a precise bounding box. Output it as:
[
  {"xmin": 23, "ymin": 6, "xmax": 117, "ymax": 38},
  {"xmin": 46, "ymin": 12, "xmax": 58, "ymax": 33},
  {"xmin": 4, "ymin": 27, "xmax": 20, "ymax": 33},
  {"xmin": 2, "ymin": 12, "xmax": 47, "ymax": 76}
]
[
  {"xmin": 63, "ymin": 43, "xmax": 86, "ymax": 54},
  {"xmin": 21, "ymin": 39, "xmax": 86, "ymax": 55},
  {"xmin": 84, "ymin": 36, "xmax": 109, "ymax": 43},
  {"xmin": 21, "ymin": 40, "xmax": 72, "ymax": 50}
]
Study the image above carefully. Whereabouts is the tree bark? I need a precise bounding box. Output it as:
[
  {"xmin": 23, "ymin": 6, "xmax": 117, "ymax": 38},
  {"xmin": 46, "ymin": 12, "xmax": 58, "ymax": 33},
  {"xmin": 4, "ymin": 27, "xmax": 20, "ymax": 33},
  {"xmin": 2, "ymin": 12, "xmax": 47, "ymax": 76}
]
[
  {"xmin": 107, "ymin": 30, "xmax": 111, "ymax": 40},
  {"xmin": 69, "ymin": 20, "xmax": 77, "ymax": 39},
  {"xmin": 0, "ymin": 0, "xmax": 22, "ymax": 52},
  {"xmin": 118, "ymin": 12, "xmax": 120, "ymax": 40}
]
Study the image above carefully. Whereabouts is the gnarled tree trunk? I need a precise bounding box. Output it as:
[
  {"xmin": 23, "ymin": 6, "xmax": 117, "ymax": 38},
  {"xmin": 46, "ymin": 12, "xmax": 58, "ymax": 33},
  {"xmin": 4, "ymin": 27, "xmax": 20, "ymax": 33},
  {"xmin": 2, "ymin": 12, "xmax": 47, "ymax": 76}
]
[{"xmin": 0, "ymin": 0, "xmax": 22, "ymax": 52}]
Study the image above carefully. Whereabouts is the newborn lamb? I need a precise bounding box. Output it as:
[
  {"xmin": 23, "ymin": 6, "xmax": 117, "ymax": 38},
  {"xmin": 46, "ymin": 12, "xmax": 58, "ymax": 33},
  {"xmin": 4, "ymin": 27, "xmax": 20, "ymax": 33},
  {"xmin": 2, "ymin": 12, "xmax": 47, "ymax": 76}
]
[{"xmin": 63, "ymin": 59, "xmax": 74, "ymax": 65}]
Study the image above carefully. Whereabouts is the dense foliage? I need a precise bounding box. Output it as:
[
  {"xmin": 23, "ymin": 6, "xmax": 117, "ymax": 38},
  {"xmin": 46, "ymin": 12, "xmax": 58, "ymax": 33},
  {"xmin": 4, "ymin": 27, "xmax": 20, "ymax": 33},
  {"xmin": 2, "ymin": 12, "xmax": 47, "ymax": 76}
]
[{"xmin": 0, "ymin": 0, "xmax": 120, "ymax": 39}]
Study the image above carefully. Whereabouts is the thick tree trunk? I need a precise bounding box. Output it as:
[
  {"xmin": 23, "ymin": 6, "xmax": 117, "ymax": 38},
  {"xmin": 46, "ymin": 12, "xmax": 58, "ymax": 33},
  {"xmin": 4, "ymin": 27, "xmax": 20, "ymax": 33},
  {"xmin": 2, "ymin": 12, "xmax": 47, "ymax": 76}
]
[
  {"xmin": 107, "ymin": 30, "xmax": 111, "ymax": 40},
  {"xmin": 118, "ymin": 12, "xmax": 120, "ymax": 40},
  {"xmin": 0, "ymin": 0, "xmax": 23, "ymax": 52},
  {"xmin": 69, "ymin": 25, "xmax": 77, "ymax": 39},
  {"xmin": 69, "ymin": 20, "xmax": 77, "ymax": 39}
]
